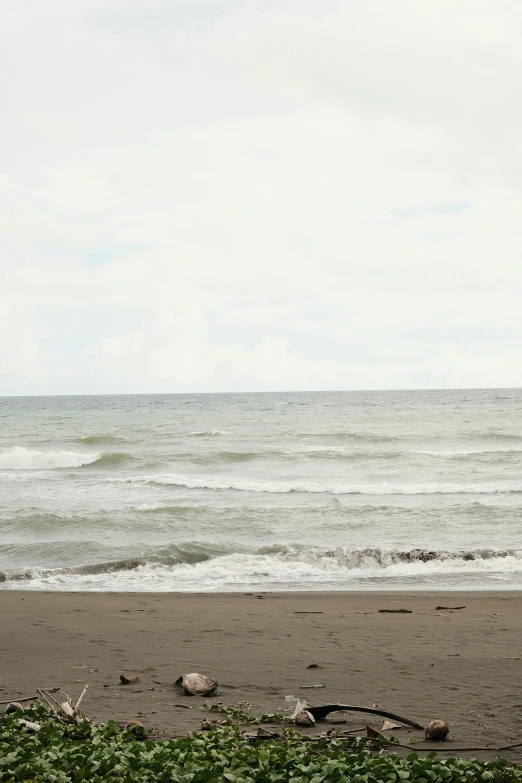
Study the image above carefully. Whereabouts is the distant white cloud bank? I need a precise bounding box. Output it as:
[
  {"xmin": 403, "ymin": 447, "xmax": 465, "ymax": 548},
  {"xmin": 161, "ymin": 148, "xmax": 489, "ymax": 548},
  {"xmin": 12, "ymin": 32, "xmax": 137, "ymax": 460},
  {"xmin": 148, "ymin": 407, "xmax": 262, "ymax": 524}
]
[{"xmin": 1, "ymin": 0, "xmax": 521, "ymax": 393}]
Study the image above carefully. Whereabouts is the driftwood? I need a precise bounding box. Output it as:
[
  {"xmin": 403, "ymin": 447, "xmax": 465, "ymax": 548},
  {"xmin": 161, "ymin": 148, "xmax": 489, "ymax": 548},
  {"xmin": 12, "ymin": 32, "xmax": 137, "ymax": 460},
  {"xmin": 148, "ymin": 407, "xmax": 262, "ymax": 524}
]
[
  {"xmin": 36, "ymin": 687, "xmax": 89, "ymax": 725},
  {"xmin": 306, "ymin": 704, "xmax": 424, "ymax": 731},
  {"xmin": 18, "ymin": 719, "xmax": 42, "ymax": 733},
  {"xmin": 75, "ymin": 685, "xmax": 88, "ymax": 711},
  {"xmin": 378, "ymin": 609, "xmax": 412, "ymax": 614},
  {"xmin": 435, "ymin": 606, "xmax": 466, "ymax": 611},
  {"xmin": 0, "ymin": 696, "xmax": 37, "ymax": 706}
]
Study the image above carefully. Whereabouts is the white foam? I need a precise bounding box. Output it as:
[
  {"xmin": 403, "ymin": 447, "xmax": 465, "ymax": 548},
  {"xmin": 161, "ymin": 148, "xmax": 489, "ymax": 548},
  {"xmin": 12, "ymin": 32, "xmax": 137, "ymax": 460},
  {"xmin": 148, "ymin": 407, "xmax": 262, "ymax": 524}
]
[
  {"xmin": 189, "ymin": 430, "xmax": 231, "ymax": 436},
  {"xmin": 106, "ymin": 474, "xmax": 522, "ymax": 496},
  {"xmin": 7, "ymin": 547, "xmax": 522, "ymax": 592},
  {"xmin": 0, "ymin": 447, "xmax": 100, "ymax": 470}
]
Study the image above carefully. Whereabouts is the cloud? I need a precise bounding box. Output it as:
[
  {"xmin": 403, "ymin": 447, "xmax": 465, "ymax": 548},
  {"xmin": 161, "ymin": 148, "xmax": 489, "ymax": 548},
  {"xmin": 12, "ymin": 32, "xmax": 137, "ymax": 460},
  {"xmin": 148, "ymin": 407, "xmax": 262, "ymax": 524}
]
[{"xmin": 1, "ymin": 0, "xmax": 521, "ymax": 393}]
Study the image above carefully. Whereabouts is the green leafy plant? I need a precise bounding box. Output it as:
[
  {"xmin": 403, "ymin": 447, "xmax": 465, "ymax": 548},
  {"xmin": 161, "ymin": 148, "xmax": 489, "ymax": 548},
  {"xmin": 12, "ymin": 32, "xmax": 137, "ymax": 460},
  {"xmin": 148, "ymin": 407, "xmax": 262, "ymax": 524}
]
[{"xmin": 1, "ymin": 703, "xmax": 521, "ymax": 783}]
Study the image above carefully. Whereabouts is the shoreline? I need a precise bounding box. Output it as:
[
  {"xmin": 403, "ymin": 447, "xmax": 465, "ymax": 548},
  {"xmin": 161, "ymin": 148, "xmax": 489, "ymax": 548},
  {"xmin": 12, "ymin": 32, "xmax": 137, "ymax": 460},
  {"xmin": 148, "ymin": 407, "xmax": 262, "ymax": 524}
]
[{"xmin": 2, "ymin": 590, "xmax": 522, "ymax": 757}]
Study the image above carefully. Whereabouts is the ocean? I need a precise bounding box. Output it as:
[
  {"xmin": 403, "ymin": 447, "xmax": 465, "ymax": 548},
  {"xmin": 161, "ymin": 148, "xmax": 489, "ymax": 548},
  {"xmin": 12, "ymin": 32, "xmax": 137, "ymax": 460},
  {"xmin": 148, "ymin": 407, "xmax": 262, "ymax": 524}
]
[{"xmin": 1, "ymin": 389, "xmax": 522, "ymax": 592}]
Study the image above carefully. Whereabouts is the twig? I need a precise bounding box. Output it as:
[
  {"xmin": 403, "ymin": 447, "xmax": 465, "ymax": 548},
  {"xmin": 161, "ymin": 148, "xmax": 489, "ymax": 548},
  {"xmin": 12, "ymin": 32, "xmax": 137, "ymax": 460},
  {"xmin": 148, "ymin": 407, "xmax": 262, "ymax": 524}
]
[
  {"xmin": 0, "ymin": 696, "xmax": 37, "ymax": 705},
  {"xmin": 307, "ymin": 705, "xmax": 424, "ymax": 731},
  {"xmin": 75, "ymin": 685, "xmax": 88, "ymax": 711},
  {"xmin": 36, "ymin": 689, "xmax": 65, "ymax": 723},
  {"xmin": 435, "ymin": 606, "xmax": 466, "ymax": 611},
  {"xmin": 41, "ymin": 689, "xmax": 66, "ymax": 712}
]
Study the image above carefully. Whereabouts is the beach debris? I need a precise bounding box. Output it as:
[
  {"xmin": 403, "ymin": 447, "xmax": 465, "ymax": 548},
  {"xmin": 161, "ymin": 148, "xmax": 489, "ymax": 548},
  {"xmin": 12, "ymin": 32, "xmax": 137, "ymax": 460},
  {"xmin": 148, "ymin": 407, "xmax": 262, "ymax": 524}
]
[
  {"xmin": 366, "ymin": 725, "xmax": 384, "ymax": 739},
  {"xmin": 378, "ymin": 609, "xmax": 412, "ymax": 614},
  {"xmin": 5, "ymin": 702, "xmax": 24, "ymax": 714},
  {"xmin": 381, "ymin": 720, "xmax": 403, "ymax": 731},
  {"xmin": 435, "ymin": 605, "xmax": 466, "ymax": 611},
  {"xmin": 60, "ymin": 701, "xmax": 75, "ymax": 719},
  {"xmin": 36, "ymin": 687, "xmax": 89, "ymax": 726},
  {"xmin": 120, "ymin": 674, "xmax": 140, "ymax": 685},
  {"xmin": 176, "ymin": 673, "xmax": 219, "ymax": 697},
  {"xmin": 300, "ymin": 683, "xmax": 325, "ymax": 689},
  {"xmin": 425, "ymin": 720, "xmax": 449, "ymax": 741},
  {"xmin": 124, "ymin": 720, "xmax": 147, "ymax": 738},
  {"xmin": 18, "ymin": 719, "xmax": 42, "ymax": 733},
  {"xmin": 294, "ymin": 611, "xmax": 323, "ymax": 614},
  {"xmin": 306, "ymin": 664, "xmax": 322, "ymax": 669},
  {"xmin": 306, "ymin": 704, "xmax": 424, "ymax": 731},
  {"xmin": 0, "ymin": 696, "xmax": 36, "ymax": 707},
  {"xmin": 289, "ymin": 698, "xmax": 308, "ymax": 718},
  {"xmin": 295, "ymin": 709, "xmax": 316, "ymax": 726},
  {"xmin": 124, "ymin": 720, "xmax": 143, "ymax": 730},
  {"xmin": 245, "ymin": 727, "xmax": 281, "ymax": 741}
]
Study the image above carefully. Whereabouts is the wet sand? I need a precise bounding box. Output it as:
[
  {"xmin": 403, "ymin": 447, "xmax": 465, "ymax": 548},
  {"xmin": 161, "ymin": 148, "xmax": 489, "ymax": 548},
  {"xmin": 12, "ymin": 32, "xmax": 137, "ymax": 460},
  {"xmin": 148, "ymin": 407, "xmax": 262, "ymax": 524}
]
[{"xmin": 2, "ymin": 591, "xmax": 522, "ymax": 759}]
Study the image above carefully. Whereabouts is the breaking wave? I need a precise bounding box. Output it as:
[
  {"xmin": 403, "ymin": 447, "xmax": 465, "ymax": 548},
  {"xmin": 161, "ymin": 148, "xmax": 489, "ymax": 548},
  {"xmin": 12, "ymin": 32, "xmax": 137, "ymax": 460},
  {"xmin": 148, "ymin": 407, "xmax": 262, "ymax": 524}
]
[
  {"xmin": 2, "ymin": 545, "xmax": 522, "ymax": 591},
  {"xmin": 0, "ymin": 448, "xmax": 132, "ymax": 470},
  {"xmin": 0, "ymin": 448, "xmax": 101, "ymax": 470},
  {"xmin": 106, "ymin": 474, "xmax": 522, "ymax": 495}
]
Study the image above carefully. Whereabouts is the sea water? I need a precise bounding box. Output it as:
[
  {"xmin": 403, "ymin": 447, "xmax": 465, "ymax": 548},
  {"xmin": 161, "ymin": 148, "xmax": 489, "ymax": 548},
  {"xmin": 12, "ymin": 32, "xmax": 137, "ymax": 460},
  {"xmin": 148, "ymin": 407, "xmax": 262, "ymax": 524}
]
[{"xmin": 1, "ymin": 389, "xmax": 522, "ymax": 591}]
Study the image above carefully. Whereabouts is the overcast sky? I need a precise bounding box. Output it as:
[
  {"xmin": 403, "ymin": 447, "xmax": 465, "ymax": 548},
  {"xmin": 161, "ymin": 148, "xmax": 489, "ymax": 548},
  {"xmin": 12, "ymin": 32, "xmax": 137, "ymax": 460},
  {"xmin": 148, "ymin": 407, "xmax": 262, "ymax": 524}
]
[{"xmin": 2, "ymin": 0, "xmax": 522, "ymax": 394}]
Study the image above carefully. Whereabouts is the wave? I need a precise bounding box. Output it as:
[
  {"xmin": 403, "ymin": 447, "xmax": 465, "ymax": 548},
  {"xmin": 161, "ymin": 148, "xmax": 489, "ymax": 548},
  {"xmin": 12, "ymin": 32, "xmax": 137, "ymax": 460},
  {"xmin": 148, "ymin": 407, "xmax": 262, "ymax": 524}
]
[
  {"xmin": 294, "ymin": 431, "xmax": 399, "ymax": 443},
  {"xmin": 3, "ymin": 545, "xmax": 522, "ymax": 590},
  {"xmin": 0, "ymin": 447, "xmax": 133, "ymax": 470},
  {"xmin": 106, "ymin": 474, "xmax": 522, "ymax": 496},
  {"xmin": 185, "ymin": 447, "xmax": 522, "ymax": 464},
  {"xmin": 469, "ymin": 431, "xmax": 522, "ymax": 442},
  {"xmin": 0, "ymin": 448, "xmax": 101, "ymax": 470},
  {"xmin": 76, "ymin": 434, "xmax": 127, "ymax": 445},
  {"xmin": 418, "ymin": 448, "xmax": 522, "ymax": 459},
  {"xmin": 89, "ymin": 451, "xmax": 134, "ymax": 467},
  {"xmin": 0, "ymin": 543, "xmax": 222, "ymax": 582},
  {"xmin": 136, "ymin": 502, "xmax": 210, "ymax": 513},
  {"xmin": 189, "ymin": 430, "xmax": 231, "ymax": 437}
]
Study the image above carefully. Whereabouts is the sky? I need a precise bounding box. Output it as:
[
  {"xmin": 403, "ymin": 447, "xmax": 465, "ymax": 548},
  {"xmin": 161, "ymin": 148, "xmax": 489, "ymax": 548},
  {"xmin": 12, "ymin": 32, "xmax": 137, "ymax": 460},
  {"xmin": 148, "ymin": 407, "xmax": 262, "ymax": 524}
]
[{"xmin": 2, "ymin": 0, "xmax": 522, "ymax": 394}]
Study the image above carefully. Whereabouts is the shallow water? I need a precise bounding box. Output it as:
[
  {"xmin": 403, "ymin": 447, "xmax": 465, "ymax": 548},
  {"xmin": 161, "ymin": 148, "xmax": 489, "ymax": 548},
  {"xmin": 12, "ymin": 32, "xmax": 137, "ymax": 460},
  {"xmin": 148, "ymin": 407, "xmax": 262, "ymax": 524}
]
[{"xmin": 1, "ymin": 389, "xmax": 522, "ymax": 591}]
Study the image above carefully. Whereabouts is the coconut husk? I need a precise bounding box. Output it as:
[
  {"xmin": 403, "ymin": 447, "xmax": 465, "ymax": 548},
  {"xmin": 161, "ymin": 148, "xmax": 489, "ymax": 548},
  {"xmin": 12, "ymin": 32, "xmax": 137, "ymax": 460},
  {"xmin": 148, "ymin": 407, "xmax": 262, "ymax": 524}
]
[
  {"xmin": 120, "ymin": 675, "xmax": 140, "ymax": 685},
  {"xmin": 5, "ymin": 702, "xmax": 24, "ymax": 714},
  {"xmin": 425, "ymin": 719, "xmax": 449, "ymax": 741},
  {"xmin": 295, "ymin": 709, "xmax": 316, "ymax": 726},
  {"xmin": 175, "ymin": 672, "xmax": 219, "ymax": 697}
]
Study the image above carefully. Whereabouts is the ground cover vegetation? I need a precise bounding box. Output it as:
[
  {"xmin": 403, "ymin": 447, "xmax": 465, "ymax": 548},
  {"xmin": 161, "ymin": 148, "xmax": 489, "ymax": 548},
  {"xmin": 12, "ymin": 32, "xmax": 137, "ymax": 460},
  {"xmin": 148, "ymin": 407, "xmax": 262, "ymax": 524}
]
[{"xmin": 1, "ymin": 703, "xmax": 521, "ymax": 783}]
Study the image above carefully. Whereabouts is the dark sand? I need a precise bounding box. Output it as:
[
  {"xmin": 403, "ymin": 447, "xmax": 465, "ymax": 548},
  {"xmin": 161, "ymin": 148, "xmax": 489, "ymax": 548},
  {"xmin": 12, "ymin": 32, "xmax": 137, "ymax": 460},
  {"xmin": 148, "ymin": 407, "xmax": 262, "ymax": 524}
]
[{"xmin": 2, "ymin": 591, "xmax": 522, "ymax": 760}]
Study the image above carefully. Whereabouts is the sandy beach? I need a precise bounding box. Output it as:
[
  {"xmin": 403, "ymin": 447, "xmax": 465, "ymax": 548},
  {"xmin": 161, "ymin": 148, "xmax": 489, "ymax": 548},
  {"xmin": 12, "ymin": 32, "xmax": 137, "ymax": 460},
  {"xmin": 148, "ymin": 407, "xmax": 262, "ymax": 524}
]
[{"xmin": 2, "ymin": 591, "xmax": 522, "ymax": 759}]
